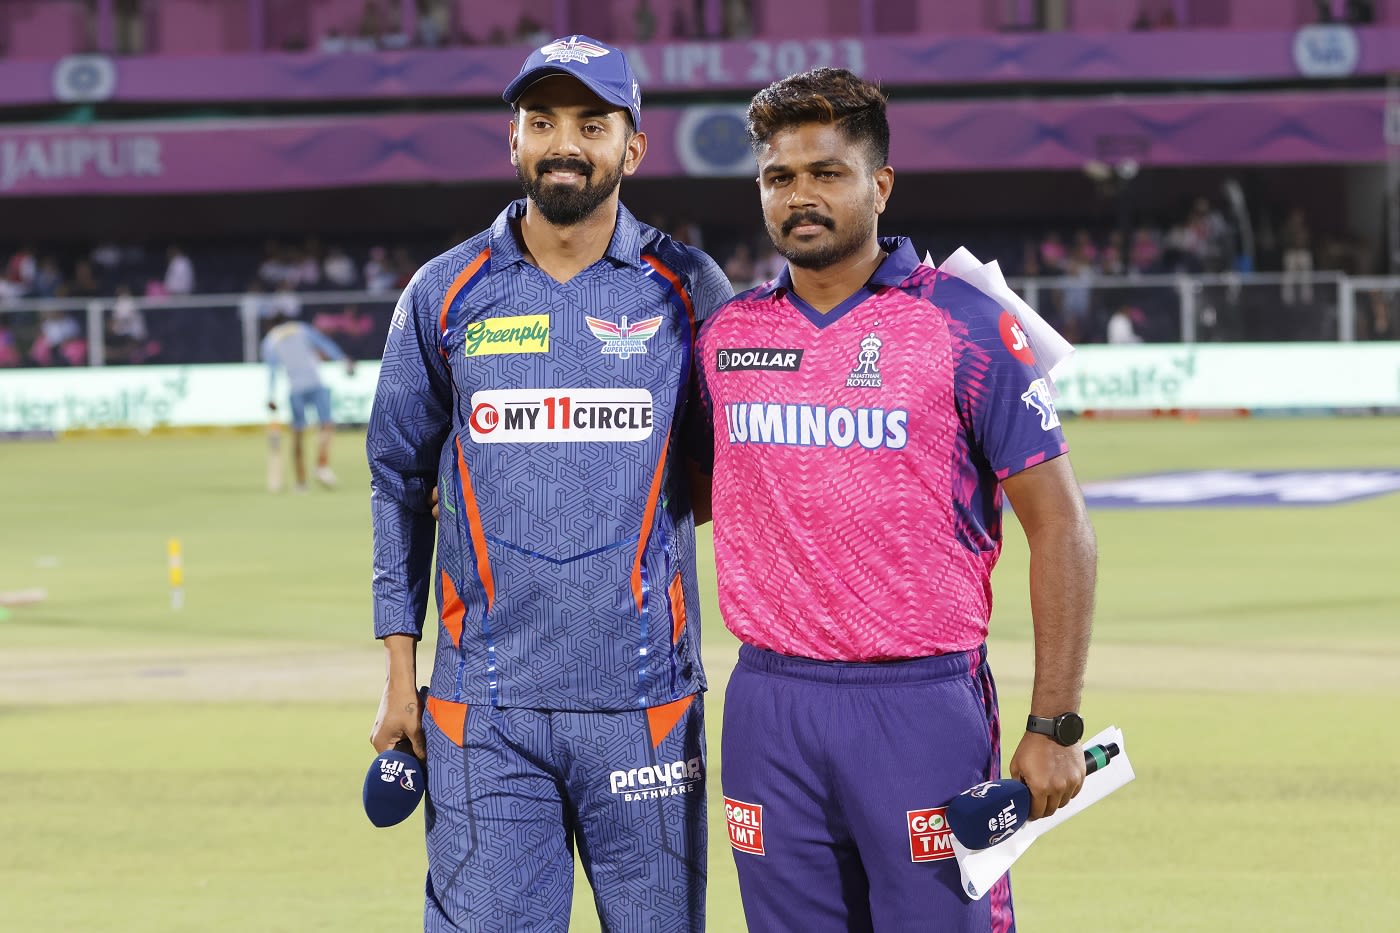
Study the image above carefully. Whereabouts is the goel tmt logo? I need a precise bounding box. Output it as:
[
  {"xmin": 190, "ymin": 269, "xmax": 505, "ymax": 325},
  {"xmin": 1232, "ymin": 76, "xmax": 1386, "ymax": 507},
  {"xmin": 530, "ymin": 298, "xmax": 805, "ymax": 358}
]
[{"xmin": 907, "ymin": 806, "xmax": 955, "ymax": 862}]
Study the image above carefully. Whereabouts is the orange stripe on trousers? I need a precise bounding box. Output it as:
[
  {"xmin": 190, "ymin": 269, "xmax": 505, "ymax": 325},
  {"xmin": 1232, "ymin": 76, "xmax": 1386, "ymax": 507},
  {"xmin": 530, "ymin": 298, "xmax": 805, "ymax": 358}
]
[
  {"xmin": 646, "ymin": 695, "xmax": 694, "ymax": 749},
  {"xmin": 427, "ymin": 696, "xmax": 468, "ymax": 748}
]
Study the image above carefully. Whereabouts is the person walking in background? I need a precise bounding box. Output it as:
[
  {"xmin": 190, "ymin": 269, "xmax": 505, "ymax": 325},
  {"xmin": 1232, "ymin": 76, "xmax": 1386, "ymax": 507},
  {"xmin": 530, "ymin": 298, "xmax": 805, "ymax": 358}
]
[
  {"xmin": 695, "ymin": 68, "xmax": 1098, "ymax": 933},
  {"xmin": 366, "ymin": 35, "xmax": 731, "ymax": 933},
  {"xmin": 262, "ymin": 313, "xmax": 352, "ymax": 493},
  {"xmin": 1280, "ymin": 207, "xmax": 1313, "ymax": 305}
]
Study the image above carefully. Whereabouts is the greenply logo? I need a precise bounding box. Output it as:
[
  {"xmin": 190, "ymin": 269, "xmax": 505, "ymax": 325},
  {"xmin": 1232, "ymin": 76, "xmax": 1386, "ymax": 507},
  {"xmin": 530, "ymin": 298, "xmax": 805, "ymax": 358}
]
[
  {"xmin": 1063, "ymin": 352, "xmax": 1197, "ymax": 407},
  {"xmin": 463, "ymin": 315, "xmax": 550, "ymax": 357},
  {"xmin": 0, "ymin": 370, "xmax": 190, "ymax": 432}
]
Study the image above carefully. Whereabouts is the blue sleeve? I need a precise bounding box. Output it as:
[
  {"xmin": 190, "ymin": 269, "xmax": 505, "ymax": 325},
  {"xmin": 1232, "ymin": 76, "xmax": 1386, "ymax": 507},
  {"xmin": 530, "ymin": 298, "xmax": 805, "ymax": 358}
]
[
  {"xmin": 306, "ymin": 326, "xmax": 347, "ymax": 361},
  {"xmin": 366, "ymin": 270, "xmax": 454, "ymax": 639},
  {"xmin": 946, "ymin": 283, "xmax": 1068, "ymax": 480},
  {"xmin": 681, "ymin": 248, "xmax": 734, "ymax": 473},
  {"xmin": 261, "ymin": 333, "xmax": 279, "ymax": 399}
]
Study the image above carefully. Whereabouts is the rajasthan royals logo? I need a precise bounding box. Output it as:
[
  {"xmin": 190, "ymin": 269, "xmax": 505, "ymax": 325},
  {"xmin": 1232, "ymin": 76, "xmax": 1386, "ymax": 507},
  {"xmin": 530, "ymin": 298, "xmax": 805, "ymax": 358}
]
[
  {"xmin": 845, "ymin": 332, "xmax": 883, "ymax": 388},
  {"xmin": 586, "ymin": 314, "xmax": 663, "ymax": 359},
  {"xmin": 541, "ymin": 36, "xmax": 611, "ymax": 65},
  {"xmin": 1020, "ymin": 377, "xmax": 1061, "ymax": 431}
]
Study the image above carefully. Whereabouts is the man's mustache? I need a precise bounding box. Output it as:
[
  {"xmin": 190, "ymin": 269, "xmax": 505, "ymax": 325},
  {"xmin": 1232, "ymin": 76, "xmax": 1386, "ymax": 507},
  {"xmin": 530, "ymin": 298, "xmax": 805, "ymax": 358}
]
[
  {"xmin": 782, "ymin": 212, "xmax": 834, "ymax": 235},
  {"xmin": 536, "ymin": 159, "xmax": 594, "ymax": 179}
]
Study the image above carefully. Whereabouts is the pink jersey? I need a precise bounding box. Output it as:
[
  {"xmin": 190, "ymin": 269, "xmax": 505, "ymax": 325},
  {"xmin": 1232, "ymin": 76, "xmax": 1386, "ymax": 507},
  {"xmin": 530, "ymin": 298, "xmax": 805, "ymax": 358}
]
[{"xmin": 695, "ymin": 238, "xmax": 1068, "ymax": 661}]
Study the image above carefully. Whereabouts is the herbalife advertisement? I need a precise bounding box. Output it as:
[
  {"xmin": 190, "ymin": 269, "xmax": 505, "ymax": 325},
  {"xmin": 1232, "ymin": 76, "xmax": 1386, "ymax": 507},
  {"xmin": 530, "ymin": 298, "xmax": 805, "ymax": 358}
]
[
  {"xmin": 1054, "ymin": 345, "xmax": 1400, "ymax": 411},
  {"xmin": 0, "ymin": 363, "xmax": 378, "ymax": 433},
  {"xmin": 1, "ymin": 345, "xmax": 1398, "ymax": 433}
]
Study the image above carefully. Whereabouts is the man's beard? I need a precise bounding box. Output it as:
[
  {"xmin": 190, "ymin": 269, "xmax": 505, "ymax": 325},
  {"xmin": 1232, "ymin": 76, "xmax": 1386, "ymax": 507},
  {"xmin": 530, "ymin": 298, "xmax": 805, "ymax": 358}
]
[
  {"xmin": 767, "ymin": 207, "xmax": 875, "ymax": 270},
  {"xmin": 518, "ymin": 155, "xmax": 625, "ymax": 226}
]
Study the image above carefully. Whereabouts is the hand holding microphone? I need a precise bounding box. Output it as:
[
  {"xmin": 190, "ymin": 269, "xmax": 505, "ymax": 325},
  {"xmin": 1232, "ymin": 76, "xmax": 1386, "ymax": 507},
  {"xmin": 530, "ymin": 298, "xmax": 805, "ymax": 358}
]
[{"xmin": 948, "ymin": 743, "xmax": 1120, "ymax": 850}]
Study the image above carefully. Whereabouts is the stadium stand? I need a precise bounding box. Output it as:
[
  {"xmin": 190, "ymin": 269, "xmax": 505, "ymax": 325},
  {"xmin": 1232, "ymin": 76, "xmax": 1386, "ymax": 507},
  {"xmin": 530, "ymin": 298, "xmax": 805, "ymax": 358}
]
[{"xmin": 2, "ymin": 0, "xmax": 1398, "ymax": 368}]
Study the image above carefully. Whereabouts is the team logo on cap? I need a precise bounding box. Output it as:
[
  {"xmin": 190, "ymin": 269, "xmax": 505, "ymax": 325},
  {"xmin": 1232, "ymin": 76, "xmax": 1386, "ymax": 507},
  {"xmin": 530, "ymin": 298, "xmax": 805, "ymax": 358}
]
[
  {"xmin": 541, "ymin": 36, "xmax": 610, "ymax": 64},
  {"xmin": 586, "ymin": 314, "xmax": 663, "ymax": 359},
  {"xmin": 846, "ymin": 332, "xmax": 883, "ymax": 388}
]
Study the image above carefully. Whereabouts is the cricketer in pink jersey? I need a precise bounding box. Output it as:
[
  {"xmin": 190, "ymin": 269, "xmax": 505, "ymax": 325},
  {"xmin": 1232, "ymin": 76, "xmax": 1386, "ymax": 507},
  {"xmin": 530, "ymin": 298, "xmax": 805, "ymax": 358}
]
[{"xmin": 695, "ymin": 69, "xmax": 1098, "ymax": 933}]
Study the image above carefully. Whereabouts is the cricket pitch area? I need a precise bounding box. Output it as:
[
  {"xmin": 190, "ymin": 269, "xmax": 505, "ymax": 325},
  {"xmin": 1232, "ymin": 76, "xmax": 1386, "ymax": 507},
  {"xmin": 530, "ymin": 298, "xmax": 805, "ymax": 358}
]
[{"xmin": 2, "ymin": 417, "xmax": 1398, "ymax": 931}]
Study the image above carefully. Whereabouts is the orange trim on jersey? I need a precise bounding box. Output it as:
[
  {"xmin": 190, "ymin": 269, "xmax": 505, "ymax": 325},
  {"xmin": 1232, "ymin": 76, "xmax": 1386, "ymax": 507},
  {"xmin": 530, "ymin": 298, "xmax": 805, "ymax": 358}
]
[
  {"xmin": 631, "ymin": 430, "xmax": 671, "ymax": 615},
  {"xmin": 643, "ymin": 254, "xmax": 696, "ymax": 334},
  {"xmin": 646, "ymin": 695, "xmax": 694, "ymax": 749},
  {"xmin": 438, "ymin": 250, "xmax": 491, "ymax": 338},
  {"xmin": 455, "ymin": 437, "xmax": 495, "ymax": 611},
  {"xmin": 667, "ymin": 572, "xmax": 686, "ymax": 644},
  {"xmin": 440, "ymin": 570, "xmax": 465, "ymax": 648},
  {"xmin": 427, "ymin": 696, "xmax": 468, "ymax": 748}
]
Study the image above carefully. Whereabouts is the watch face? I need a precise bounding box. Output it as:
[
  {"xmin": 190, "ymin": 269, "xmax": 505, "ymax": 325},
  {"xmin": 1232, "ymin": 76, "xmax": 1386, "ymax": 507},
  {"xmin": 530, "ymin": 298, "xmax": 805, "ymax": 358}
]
[{"xmin": 1055, "ymin": 713, "xmax": 1085, "ymax": 746}]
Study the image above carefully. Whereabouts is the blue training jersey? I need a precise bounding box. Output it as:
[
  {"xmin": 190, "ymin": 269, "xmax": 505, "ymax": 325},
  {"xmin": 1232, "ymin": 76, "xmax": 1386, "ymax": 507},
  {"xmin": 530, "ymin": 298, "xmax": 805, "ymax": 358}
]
[
  {"xmin": 368, "ymin": 200, "xmax": 733, "ymax": 711},
  {"xmin": 262, "ymin": 320, "xmax": 345, "ymax": 395}
]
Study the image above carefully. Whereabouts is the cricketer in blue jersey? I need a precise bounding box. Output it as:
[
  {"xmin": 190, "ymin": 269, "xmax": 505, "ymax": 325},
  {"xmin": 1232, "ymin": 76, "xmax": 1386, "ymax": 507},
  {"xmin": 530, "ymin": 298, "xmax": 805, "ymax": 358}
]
[
  {"xmin": 261, "ymin": 315, "xmax": 353, "ymax": 492},
  {"xmin": 366, "ymin": 36, "xmax": 733, "ymax": 933}
]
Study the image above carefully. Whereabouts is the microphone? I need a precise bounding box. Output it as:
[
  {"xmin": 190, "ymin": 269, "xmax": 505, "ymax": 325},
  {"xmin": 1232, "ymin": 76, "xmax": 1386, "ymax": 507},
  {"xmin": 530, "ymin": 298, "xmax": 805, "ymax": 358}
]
[
  {"xmin": 947, "ymin": 742, "xmax": 1119, "ymax": 850},
  {"xmin": 362, "ymin": 747, "xmax": 426, "ymax": 827}
]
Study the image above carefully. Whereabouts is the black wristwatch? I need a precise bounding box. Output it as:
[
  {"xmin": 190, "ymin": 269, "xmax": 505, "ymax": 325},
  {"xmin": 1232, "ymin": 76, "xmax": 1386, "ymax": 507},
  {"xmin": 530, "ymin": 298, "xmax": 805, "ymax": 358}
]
[{"xmin": 1026, "ymin": 712, "xmax": 1084, "ymax": 747}]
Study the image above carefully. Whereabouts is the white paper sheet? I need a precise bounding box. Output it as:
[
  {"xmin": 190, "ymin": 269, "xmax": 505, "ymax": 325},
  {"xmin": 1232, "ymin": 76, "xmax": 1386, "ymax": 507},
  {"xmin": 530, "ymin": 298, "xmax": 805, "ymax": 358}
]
[
  {"xmin": 923, "ymin": 248, "xmax": 1076, "ymax": 386},
  {"xmin": 952, "ymin": 725, "xmax": 1135, "ymax": 901}
]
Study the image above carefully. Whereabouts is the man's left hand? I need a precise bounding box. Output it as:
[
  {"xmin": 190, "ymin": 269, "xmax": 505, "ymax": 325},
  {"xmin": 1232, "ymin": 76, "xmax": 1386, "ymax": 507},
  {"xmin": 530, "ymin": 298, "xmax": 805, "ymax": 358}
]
[{"xmin": 1008, "ymin": 732, "xmax": 1085, "ymax": 820}]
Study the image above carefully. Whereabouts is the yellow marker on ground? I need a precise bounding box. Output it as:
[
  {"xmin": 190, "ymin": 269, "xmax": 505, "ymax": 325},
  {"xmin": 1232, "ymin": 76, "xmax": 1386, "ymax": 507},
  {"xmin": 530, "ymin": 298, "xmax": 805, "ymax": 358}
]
[{"xmin": 167, "ymin": 537, "xmax": 184, "ymax": 610}]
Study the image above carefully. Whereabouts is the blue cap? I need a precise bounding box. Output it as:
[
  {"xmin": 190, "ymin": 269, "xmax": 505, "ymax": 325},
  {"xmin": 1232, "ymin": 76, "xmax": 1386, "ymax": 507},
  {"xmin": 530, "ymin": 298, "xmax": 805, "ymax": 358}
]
[
  {"xmin": 362, "ymin": 749, "xmax": 426, "ymax": 828},
  {"xmin": 502, "ymin": 35, "xmax": 642, "ymax": 130}
]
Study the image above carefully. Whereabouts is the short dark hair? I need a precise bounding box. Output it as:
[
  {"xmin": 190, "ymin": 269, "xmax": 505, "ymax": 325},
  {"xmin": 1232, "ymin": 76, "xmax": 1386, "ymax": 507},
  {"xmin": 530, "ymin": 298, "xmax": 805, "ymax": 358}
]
[{"xmin": 747, "ymin": 68, "xmax": 890, "ymax": 170}]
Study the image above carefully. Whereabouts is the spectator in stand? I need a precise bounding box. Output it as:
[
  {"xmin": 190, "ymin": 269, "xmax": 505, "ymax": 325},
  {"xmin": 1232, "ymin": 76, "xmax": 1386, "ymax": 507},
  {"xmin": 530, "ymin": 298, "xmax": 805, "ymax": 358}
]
[
  {"xmin": 1060, "ymin": 253, "xmax": 1095, "ymax": 343},
  {"xmin": 356, "ymin": 0, "xmax": 388, "ymax": 49},
  {"xmin": 515, "ymin": 14, "xmax": 548, "ymax": 45},
  {"xmin": 1100, "ymin": 231, "xmax": 1125, "ymax": 277},
  {"xmin": 1039, "ymin": 231, "xmax": 1068, "ymax": 274},
  {"xmin": 1107, "ymin": 305, "xmax": 1145, "ymax": 344},
  {"xmin": 363, "ymin": 246, "xmax": 396, "ymax": 293},
  {"xmin": 240, "ymin": 280, "xmax": 275, "ymax": 330},
  {"xmin": 4, "ymin": 244, "xmax": 37, "ymax": 297},
  {"xmin": 1280, "ymin": 208, "xmax": 1314, "ymax": 305},
  {"xmin": 1071, "ymin": 229, "xmax": 1099, "ymax": 269},
  {"xmin": 1129, "ymin": 227, "xmax": 1161, "ymax": 275},
  {"xmin": 634, "ymin": 0, "xmax": 658, "ymax": 40},
  {"xmin": 0, "ymin": 322, "xmax": 19, "ymax": 367},
  {"xmin": 1186, "ymin": 197, "xmax": 1231, "ymax": 273},
  {"xmin": 269, "ymin": 281, "xmax": 304, "ymax": 320},
  {"xmin": 163, "ymin": 246, "xmax": 195, "ymax": 295},
  {"xmin": 391, "ymin": 247, "xmax": 417, "ymax": 289},
  {"xmin": 63, "ymin": 260, "xmax": 101, "ymax": 299},
  {"xmin": 319, "ymin": 27, "xmax": 350, "ymax": 53},
  {"xmin": 30, "ymin": 310, "xmax": 84, "ymax": 366},
  {"xmin": 322, "ymin": 245, "xmax": 358, "ymax": 288},
  {"xmin": 259, "ymin": 242, "xmax": 294, "ymax": 288},
  {"xmin": 417, "ymin": 0, "xmax": 452, "ymax": 47},
  {"xmin": 107, "ymin": 285, "xmax": 152, "ymax": 364},
  {"xmin": 90, "ymin": 241, "xmax": 123, "ymax": 272},
  {"xmin": 33, "ymin": 257, "xmax": 64, "ymax": 298},
  {"xmin": 724, "ymin": 0, "xmax": 754, "ymax": 38},
  {"xmin": 296, "ymin": 240, "xmax": 323, "ymax": 288},
  {"xmin": 753, "ymin": 241, "xmax": 784, "ymax": 282},
  {"xmin": 723, "ymin": 242, "xmax": 757, "ymax": 291}
]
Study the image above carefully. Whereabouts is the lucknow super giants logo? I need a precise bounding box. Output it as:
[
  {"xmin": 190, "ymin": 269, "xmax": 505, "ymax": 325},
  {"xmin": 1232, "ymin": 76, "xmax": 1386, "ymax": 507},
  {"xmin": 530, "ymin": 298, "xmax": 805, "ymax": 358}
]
[{"xmin": 846, "ymin": 332, "xmax": 883, "ymax": 388}]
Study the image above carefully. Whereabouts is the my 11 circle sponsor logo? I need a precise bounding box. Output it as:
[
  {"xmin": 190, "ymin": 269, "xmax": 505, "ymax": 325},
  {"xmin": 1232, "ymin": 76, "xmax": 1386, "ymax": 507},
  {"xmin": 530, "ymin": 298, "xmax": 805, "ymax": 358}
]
[{"xmin": 468, "ymin": 388, "xmax": 654, "ymax": 443}]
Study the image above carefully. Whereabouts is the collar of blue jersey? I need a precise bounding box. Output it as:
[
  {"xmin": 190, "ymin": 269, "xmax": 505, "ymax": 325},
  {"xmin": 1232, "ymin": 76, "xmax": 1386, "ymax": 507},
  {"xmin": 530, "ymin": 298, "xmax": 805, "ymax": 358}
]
[
  {"xmin": 758, "ymin": 236, "xmax": 920, "ymax": 298},
  {"xmin": 489, "ymin": 199, "xmax": 647, "ymax": 269}
]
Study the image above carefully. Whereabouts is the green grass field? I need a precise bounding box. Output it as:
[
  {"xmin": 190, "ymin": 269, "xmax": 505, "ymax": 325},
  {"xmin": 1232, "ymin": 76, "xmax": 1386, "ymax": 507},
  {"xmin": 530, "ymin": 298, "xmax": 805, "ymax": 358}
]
[{"xmin": 2, "ymin": 417, "xmax": 1398, "ymax": 931}]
